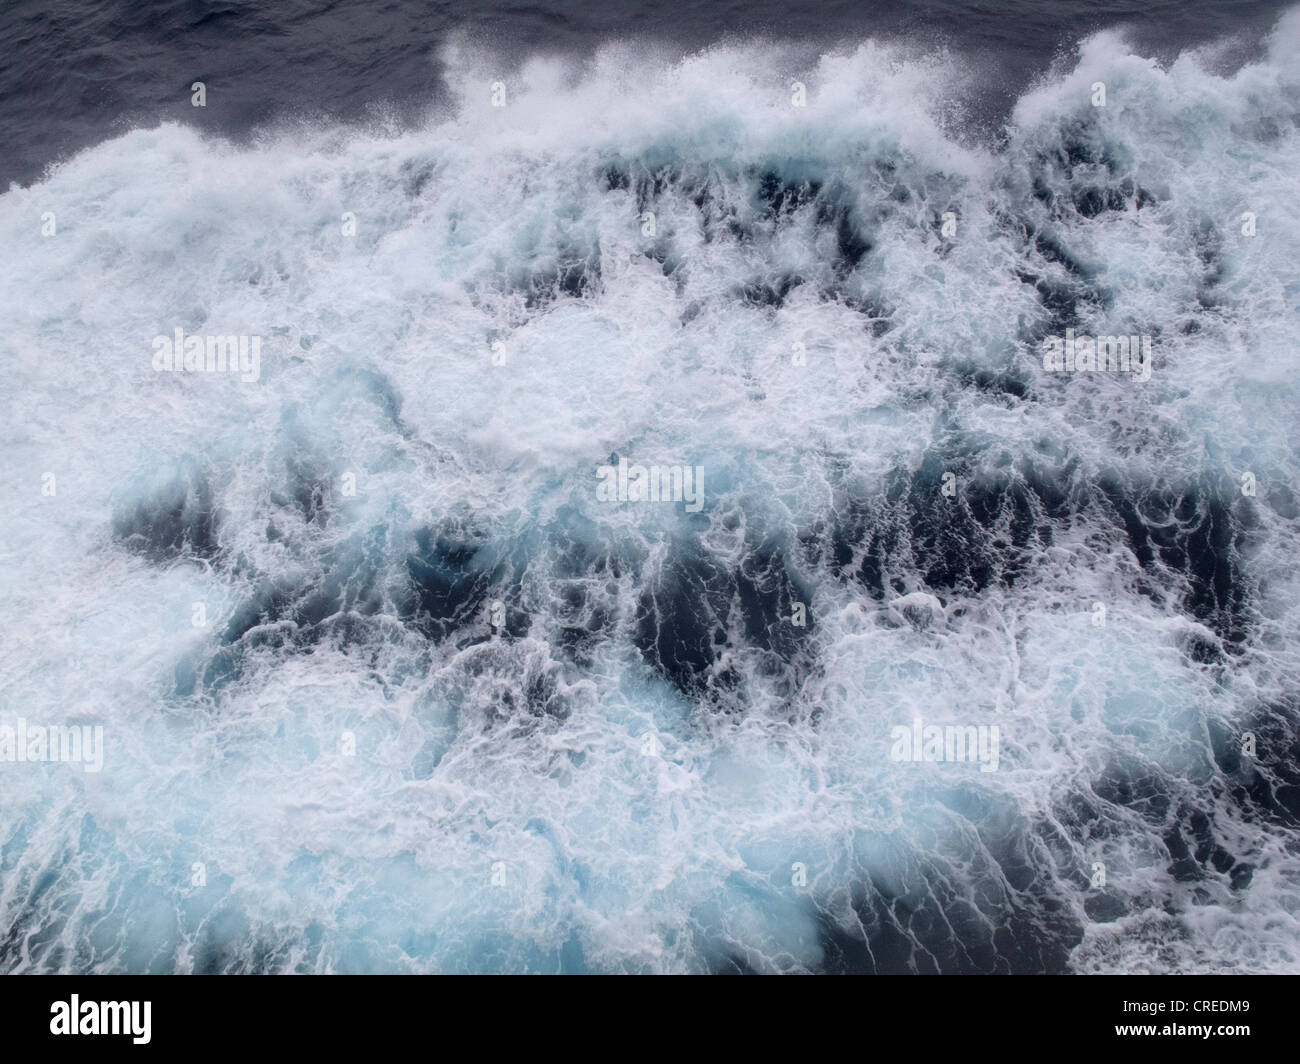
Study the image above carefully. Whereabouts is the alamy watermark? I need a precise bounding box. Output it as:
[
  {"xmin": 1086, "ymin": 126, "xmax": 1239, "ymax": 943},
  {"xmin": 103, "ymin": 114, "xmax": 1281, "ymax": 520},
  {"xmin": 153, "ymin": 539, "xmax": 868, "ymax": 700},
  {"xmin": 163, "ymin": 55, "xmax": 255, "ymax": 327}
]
[
  {"xmin": 152, "ymin": 329, "xmax": 261, "ymax": 382},
  {"xmin": 889, "ymin": 717, "xmax": 1000, "ymax": 772},
  {"xmin": 596, "ymin": 457, "xmax": 705, "ymax": 512},
  {"xmin": 0, "ymin": 719, "xmax": 104, "ymax": 772},
  {"xmin": 1042, "ymin": 330, "xmax": 1152, "ymax": 382},
  {"xmin": 50, "ymin": 996, "xmax": 150, "ymax": 1044}
]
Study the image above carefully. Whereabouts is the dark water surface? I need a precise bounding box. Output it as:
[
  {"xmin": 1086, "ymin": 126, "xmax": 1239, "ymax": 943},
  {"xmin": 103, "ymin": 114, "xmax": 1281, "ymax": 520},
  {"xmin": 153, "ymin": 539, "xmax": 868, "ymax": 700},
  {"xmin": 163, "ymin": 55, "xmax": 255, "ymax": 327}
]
[{"xmin": 1, "ymin": 0, "xmax": 1290, "ymax": 185}]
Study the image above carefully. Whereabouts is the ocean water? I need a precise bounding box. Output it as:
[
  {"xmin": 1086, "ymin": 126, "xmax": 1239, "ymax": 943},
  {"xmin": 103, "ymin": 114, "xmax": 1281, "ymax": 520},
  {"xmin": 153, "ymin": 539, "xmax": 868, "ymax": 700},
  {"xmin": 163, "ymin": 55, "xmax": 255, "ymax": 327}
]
[{"xmin": 1, "ymin": 3, "xmax": 1299, "ymax": 973}]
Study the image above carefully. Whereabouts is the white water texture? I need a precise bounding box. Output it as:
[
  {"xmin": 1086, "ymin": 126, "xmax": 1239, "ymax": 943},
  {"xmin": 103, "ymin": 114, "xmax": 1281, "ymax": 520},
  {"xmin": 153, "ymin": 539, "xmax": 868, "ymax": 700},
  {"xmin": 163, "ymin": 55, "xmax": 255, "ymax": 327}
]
[{"xmin": 2, "ymin": 17, "xmax": 1299, "ymax": 972}]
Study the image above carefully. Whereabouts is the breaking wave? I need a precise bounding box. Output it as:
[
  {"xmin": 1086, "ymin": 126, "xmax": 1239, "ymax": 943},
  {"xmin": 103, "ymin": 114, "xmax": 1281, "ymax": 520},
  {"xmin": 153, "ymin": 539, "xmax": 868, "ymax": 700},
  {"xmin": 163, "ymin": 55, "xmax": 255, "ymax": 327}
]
[{"xmin": 2, "ymin": 18, "xmax": 1299, "ymax": 973}]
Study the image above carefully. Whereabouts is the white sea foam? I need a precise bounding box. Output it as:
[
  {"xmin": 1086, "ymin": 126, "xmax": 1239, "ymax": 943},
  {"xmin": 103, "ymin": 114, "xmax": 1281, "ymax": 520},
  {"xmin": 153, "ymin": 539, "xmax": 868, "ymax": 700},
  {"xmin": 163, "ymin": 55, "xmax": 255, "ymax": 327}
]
[{"xmin": 1, "ymin": 17, "xmax": 1298, "ymax": 972}]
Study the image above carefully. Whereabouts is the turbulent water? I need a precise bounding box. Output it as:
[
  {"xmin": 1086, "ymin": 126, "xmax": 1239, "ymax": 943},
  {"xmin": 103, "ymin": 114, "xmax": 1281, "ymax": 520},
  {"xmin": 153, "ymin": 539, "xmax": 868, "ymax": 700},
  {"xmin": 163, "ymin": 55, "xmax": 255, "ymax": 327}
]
[{"xmin": 2, "ymin": 13, "xmax": 1300, "ymax": 974}]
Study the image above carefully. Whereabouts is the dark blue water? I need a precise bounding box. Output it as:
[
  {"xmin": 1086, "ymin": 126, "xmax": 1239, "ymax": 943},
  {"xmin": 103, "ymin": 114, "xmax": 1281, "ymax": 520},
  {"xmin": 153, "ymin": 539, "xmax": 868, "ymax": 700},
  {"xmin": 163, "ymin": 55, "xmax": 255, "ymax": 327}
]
[{"xmin": 1, "ymin": 0, "xmax": 1290, "ymax": 187}]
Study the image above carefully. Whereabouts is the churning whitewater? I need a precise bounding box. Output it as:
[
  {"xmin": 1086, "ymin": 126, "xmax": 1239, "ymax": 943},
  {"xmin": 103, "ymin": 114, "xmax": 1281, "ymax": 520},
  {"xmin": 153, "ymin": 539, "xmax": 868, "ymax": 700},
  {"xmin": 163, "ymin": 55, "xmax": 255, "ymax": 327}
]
[{"xmin": 2, "ymin": 19, "xmax": 1299, "ymax": 973}]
